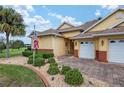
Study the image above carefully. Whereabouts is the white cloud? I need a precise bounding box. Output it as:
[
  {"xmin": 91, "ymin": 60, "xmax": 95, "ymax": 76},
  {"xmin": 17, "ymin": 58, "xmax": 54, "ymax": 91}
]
[
  {"xmin": 4, "ymin": 5, "xmax": 34, "ymax": 17},
  {"xmin": 24, "ymin": 16, "xmax": 52, "ymax": 31},
  {"xmin": 95, "ymin": 10, "xmax": 101, "ymax": 17},
  {"xmin": 3, "ymin": 5, "xmax": 51, "ymax": 31},
  {"xmin": 48, "ymin": 12, "xmax": 82, "ymax": 26},
  {"xmin": 26, "ymin": 5, "xmax": 34, "ymax": 12},
  {"xmin": 101, "ymin": 5, "xmax": 119, "ymax": 10},
  {"xmin": 42, "ymin": 5, "xmax": 46, "ymax": 8}
]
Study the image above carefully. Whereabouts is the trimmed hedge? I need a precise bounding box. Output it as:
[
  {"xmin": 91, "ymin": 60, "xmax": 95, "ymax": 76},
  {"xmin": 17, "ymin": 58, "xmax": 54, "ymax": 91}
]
[
  {"xmin": 65, "ymin": 69, "xmax": 84, "ymax": 86},
  {"xmin": 22, "ymin": 50, "xmax": 33, "ymax": 57},
  {"xmin": 43, "ymin": 53, "xmax": 54, "ymax": 59},
  {"xmin": 61, "ymin": 66, "xmax": 71, "ymax": 75},
  {"xmin": 47, "ymin": 63, "xmax": 59, "ymax": 75},
  {"xmin": 48, "ymin": 57, "xmax": 56, "ymax": 63},
  {"xmin": 33, "ymin": 58, "xmax": 45, "ymax": 67}
]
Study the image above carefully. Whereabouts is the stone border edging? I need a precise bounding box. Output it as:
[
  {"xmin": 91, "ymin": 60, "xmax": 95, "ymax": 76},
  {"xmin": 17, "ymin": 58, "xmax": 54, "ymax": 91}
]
[{"xmin": 0, "ymin": 63, "xmax": 50, "ymax": 87}]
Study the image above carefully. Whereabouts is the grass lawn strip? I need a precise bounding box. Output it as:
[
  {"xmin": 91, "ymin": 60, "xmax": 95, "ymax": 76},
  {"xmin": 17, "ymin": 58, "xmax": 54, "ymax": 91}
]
[
  {"xmin": 0, "ymin": 64, "xmax": 45, "ymax": 87},
  {"xmin": 0, "ymin": 48, "xmax": 26, "ymax": 58}
]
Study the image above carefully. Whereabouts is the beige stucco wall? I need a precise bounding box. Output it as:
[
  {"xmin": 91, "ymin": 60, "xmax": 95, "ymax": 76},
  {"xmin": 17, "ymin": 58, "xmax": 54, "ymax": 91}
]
[
  {"xmin": 32, "ymin": 35, "xmax": 66, "ymax": 57},
  {"xmin": 59, "ymin": 24, "xmax": 72, "ymax": 30},
  {"xmin": 98, "ymin": 37, "xmax": 108, "ymax": 51},
  {"xmin": 52, "ymin": 36, "xmax": 66, "ymax": 56},
  {"xmin": 62, "ymin": 30, "xmax": 80, "ymax": 38},
  {"xmin": 38, "ymin": 36, "xmax": 53, "ymax": 49},
  {"xmin": 88, "ymin": 10, "xmax": 124, "ymax": 32}
]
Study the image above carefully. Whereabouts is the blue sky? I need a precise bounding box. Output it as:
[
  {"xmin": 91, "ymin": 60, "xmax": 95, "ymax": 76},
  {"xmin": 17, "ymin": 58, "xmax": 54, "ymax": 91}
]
[{"xmin": 0, "ymin": 5, "xmax": 123, "ymax": 44}]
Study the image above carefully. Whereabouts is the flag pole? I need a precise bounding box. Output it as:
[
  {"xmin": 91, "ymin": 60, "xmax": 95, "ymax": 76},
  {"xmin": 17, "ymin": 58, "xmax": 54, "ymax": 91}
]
[{"xmin": 33, "ymin": 25, "xmax": 36, "ymax": 65}]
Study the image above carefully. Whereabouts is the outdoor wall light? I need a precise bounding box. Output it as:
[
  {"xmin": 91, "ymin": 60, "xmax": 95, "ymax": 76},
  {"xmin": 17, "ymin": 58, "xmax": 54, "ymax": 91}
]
[{"xmin": 101, "ymin": 40, "xmax": 104, "ymax": 46}]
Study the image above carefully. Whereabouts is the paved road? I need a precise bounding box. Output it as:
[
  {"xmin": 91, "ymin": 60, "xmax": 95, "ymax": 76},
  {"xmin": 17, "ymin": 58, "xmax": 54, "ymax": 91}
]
[{"xmin": 58, "ymin": 56, "xmax": 124, "ymax": 87}]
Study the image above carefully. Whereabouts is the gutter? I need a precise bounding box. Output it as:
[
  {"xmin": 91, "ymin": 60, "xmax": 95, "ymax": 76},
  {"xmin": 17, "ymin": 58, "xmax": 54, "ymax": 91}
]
[
  {"xmin": 71, "ymin": 31, "xmax": 124, "ymax": 40},
  {"xmin": 93, "ymin": 31, "xmax": 124, "ymax": 36}
]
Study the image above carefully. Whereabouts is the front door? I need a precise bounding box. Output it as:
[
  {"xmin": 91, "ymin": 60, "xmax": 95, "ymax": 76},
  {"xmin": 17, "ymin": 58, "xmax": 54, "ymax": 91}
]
[{"xmin": 70, "ymin": 40, "xmax": 74, "ymax": 54}]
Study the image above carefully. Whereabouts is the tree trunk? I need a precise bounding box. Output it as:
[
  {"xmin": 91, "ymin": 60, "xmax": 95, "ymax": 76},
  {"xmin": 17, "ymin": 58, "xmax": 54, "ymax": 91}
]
[{"xmin": 6, "ymin": 33, "xmax": 10, "ymax": 58}]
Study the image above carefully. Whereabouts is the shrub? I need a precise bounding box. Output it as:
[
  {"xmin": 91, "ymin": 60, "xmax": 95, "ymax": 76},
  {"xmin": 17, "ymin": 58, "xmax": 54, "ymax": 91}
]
[
  {"xmin": 27, "ymin": 58, "xmax": 33, "ymax": 64},
  {"xmin": 48, "ymin": 57, "xmax": 56, "ymax": 63},
  {"xmin": 29, "ymin": 54, "xmax": 43, "ymax": 59},
  {"xmin": 47, "ymin": 63, "xmax": 59, "ymax": 75},
  {"xmin": 22, "ymin": 50, "xmax": 33, "ymax": 57},
  {"xmin": 61, "ymin": 66, "xmax": 71, "ymax": 75},
  {"xmin": 27, "ymin": 46, "xmax": 31, "ymax": 50},
  {"xmin": 65, "ymin": 69, "xmax": 84, "ymax": 86},
  {"xmin": 43, "ymin": 53, "xmax": 54, "ymax": 59},
  {"xmin": 50, "ymin": 63, "xmax": 58, "ymax": 67},
  {"xmin": 33, "ymin": 58, "xmax": 45, "ymax": 67}
]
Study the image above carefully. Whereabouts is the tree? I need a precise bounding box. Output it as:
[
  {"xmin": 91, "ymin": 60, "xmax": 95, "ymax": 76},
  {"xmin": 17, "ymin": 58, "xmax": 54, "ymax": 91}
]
[
  {"xmin": 0, "ymin": 6, "xmax": 26, "ymax": 58},
  {"xmin": 11, "ymin": 40, "xmax": 24, "ymax": 49}
]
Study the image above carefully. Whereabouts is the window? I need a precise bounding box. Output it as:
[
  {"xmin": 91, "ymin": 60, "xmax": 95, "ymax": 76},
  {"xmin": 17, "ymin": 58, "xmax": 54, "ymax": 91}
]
[
  {"xmin": 80, "ymin": 42, "xmax": 84, "ymax": 44},
  {"xmin": 85, "ymin": 42, "xmax": 88, "ymax": 44},
  {"xmin": 119, "ymin": 40, "xmax": 124, "ymax": 43},
  {"xmin": 90, "ymin": 42, "xmax": 93, "ymax": 44},
  {"xmin": 110, "ymin": 40, "xmax": 116, "ymax": 43}
]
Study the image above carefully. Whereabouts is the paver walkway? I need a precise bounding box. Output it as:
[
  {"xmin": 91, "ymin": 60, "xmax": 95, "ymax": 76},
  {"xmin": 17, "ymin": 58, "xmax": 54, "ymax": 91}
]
[
  {"xmin": 0, "ymin": 56, "xmax": 27, "ymax": 65},
  {"xmin": 58, "ymin": 56, "xmax": 124, "ymax": 87}
]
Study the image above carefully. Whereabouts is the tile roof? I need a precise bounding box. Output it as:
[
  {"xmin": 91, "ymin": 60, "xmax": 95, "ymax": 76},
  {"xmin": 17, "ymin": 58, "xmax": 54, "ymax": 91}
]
[
  {"xmin": 38, "ymin": 29, "xmax": 63, "ymax": 37},
  {"xmin": 79, "ymin": 19, "xmax": 98, "ymax": 30},
  {"xmin": 71, "ymin": 26, "xmax": 124, "ymax": 39},
  {"xmin": 29, "ymin": 19, "xmax": 98, "ymax": 37},
  {"xmin": 29, "ymin": 29, "xmax": 63, "ymax": 37},
  {"xmin": 58, "ymin": 19, "xmax": 98, "ymax": 33}
]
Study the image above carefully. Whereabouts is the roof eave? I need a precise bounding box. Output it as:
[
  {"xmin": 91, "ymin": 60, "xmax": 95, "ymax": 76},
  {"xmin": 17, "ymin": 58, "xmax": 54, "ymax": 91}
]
[
  {"xmin": 38, "ymin": 33, "xmax": 64, "ymax": 38},
  {"xmin": 71, "ymin": 31, "xmax": 124, "ymax": 40}
]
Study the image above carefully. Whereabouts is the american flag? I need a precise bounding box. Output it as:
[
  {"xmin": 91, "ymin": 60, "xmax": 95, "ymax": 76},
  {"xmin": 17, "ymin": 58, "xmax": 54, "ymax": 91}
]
[{"xmin": 33, "ymin": 31, "xmax": 39, "ymax": 49}]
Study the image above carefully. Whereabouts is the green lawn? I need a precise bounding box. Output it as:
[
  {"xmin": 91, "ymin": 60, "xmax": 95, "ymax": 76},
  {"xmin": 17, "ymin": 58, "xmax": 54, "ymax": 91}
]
[
  {"xmin": 0, "ymin": 64, "xmax": 45, "ymax": 87},
  {"xmin": 0, "ymin": 48, "xmax": 26, "ymax": 58}
]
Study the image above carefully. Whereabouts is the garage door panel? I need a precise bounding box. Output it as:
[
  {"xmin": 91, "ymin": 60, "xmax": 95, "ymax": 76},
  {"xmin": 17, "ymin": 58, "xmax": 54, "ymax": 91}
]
[
  {"xmin": 109, "ymin": 40, "xmax": 124, "ymax": 63},
  {"xmin": 79, "ymin": 42, "xmax": 95, "ymax": 59}
]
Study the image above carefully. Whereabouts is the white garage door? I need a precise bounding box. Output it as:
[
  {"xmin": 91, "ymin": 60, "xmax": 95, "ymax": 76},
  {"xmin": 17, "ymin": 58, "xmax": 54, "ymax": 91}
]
[
  {"xmin": 79, "ymin": 41, "xmax": 95, "ymax": 59},
  {"xmin": 109, "ymin": 40, "xmax": 124, "ymax": 63}
]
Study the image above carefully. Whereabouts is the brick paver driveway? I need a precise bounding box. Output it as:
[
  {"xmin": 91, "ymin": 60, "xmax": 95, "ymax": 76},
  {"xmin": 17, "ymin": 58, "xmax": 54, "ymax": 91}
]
[{"xmin": 58, "ymin": 56, "xmax": 124, "ymax": 87}]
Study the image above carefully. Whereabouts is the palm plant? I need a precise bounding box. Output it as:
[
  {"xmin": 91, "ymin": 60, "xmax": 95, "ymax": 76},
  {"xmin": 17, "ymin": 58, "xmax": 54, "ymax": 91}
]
[{"xmin": 0, "ymin": 6, "xmax": 26, "ymax": 58}]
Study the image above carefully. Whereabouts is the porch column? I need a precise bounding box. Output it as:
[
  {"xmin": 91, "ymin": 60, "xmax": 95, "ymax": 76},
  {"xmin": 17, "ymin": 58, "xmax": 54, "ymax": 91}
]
[{"xmin": 96, "ymin": 37, "xmax": 108, "ymax": 62}]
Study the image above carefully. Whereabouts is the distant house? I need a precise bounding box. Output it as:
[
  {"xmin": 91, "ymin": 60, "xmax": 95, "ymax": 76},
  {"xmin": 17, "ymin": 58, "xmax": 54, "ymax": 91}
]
[
  {"xmin": 29, "ymin": 8, "xmax": 124, "ymax": 63},
  {"xmin": 0, "ymin": 36, "xmax": 5, "ymax": 43}
]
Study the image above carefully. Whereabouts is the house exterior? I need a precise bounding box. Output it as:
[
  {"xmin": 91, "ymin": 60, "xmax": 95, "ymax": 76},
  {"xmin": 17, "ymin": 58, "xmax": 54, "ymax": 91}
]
[{"xmin": 30, "ymin": 8, "xmax": 124, "ymax": 63}]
